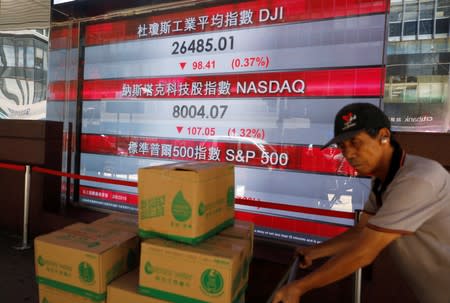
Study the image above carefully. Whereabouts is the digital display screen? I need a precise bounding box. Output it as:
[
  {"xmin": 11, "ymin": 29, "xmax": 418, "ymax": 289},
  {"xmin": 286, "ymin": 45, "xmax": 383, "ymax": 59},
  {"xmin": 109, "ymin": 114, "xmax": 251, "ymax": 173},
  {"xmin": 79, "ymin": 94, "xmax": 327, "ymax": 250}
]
[{"xmin": 48, "ymin": 0, "xmax": 389, "ymax": 243}]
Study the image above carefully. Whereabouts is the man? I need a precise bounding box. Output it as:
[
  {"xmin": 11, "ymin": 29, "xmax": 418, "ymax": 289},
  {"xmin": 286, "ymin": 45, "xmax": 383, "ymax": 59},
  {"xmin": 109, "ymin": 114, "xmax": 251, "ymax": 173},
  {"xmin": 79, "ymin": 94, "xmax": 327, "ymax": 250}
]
[{"xmin": 273, "ymin": 103, "xmax": 450, "ymax": 303}]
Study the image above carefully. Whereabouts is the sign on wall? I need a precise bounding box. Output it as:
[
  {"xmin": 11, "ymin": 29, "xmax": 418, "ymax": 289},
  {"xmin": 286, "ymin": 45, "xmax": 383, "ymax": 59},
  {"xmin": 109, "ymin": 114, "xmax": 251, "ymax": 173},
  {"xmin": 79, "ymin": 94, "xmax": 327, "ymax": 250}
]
[{"xmin": 48, "ymin": 0, "xmax": 389, "ymax": 243}]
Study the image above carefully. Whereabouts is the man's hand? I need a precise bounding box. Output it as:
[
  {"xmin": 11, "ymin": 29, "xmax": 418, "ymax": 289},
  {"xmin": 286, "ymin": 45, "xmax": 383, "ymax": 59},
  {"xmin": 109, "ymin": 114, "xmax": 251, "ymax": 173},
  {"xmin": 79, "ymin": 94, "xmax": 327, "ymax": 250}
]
[
  {"xmin": 295, "ymin": 246, "xmax": 314, "ymax": 269},
  {"xmin": 272, "ymin": 281, "xmax": 304, "ymax": 303}
]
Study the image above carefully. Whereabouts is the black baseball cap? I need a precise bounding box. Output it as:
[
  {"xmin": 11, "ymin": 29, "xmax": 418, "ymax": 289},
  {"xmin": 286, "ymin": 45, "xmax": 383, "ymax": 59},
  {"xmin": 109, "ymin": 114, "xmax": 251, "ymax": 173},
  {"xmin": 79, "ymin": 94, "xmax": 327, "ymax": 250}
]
[{"xmin": 322, "ymin": 103, "xmax": 390, "ymax": 149}]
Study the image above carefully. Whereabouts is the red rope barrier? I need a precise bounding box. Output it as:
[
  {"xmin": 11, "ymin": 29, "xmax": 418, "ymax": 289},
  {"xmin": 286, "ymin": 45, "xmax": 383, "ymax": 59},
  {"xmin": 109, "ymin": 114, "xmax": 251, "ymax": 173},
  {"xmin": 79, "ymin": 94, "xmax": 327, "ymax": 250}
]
[
  {"xmin": 0, "ymin": 162, "xmax": 354, "ymax": 219},
  {"xmin": 32, "ymin": 166, "xmax": 138, "ymax": 187},
  {"xmin": 0, "ymin": 162, "xmax": 26, "ymax": 171}
]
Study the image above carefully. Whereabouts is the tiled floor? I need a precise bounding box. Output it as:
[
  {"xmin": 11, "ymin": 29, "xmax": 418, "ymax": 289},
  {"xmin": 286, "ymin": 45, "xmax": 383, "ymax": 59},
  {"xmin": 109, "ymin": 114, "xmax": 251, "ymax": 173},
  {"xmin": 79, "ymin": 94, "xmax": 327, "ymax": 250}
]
[{"xmin": 0, "ymin": 231, "xmax": 38, "ymax": 303}]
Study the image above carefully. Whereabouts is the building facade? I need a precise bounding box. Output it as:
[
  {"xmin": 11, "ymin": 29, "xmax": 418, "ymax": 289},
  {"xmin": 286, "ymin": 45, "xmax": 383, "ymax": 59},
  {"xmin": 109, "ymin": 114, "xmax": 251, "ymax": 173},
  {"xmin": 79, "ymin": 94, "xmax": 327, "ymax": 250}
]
[
  {"xmin": 0, "ymin": 30, "xmax": 48, "ymax": 119},
  {"xmin": 385, "ymin": 0, "xmax": 450, "ymax": 132}
]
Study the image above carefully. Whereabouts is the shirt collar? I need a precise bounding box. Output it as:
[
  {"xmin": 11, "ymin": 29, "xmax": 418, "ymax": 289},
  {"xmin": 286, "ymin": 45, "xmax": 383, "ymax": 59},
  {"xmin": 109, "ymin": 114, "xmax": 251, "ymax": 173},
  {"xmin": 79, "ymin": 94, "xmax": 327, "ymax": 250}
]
[{"xmin": 372, "ymin": 139, "xmax": 406, "ymax": 206}]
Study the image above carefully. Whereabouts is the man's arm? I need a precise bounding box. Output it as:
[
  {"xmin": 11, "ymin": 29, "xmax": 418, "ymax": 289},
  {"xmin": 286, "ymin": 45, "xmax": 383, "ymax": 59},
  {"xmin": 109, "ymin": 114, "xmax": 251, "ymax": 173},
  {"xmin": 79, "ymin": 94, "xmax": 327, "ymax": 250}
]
[
  {"xmin": 298, "ymin": 212, "xmax": 372, "ymax": 264},
  {"xmin": 274, "ymin": 226, "xmax": 401, "ymax": 303}
]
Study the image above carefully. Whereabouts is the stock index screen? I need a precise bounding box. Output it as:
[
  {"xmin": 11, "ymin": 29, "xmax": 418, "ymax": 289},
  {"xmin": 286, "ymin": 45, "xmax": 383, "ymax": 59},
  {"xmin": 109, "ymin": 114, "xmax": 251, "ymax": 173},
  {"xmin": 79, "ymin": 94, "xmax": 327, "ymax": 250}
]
[{"xmin": 73, "ymin": 0, "xmax": 388, "ymax": 243}]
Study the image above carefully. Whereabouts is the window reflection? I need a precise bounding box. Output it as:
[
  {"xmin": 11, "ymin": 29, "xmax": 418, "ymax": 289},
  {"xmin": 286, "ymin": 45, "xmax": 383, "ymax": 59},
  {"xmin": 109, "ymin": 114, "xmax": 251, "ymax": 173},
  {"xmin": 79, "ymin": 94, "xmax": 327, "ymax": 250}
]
[
  {"xmin": 0, "ymin": 31, "xmax": 48, "ymax": 119},
  {"xmin": 386, "ymin": 0, "xmax": 450, "ymax": 132}
]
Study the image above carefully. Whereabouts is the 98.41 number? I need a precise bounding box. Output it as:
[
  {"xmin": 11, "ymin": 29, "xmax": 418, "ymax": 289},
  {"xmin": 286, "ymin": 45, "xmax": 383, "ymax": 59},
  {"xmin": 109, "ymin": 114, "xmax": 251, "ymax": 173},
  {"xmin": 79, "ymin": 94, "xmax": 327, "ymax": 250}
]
[
  {"xmin": 172, "ymin": 105, "xmax": 228, "ymax": 119},
  {"xmin": 172, "ymin": 36, "xmax": 234, "ymax": 55}
]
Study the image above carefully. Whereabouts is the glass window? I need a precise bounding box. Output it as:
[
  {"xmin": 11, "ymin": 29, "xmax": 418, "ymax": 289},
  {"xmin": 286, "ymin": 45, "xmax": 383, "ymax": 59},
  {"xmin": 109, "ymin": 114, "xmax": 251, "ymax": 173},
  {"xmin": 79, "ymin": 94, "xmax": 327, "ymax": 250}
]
[
  {"xmin": 404, "ymin": 1, "xmax": 418, "ymax": 21},
  {"xmin": 17, "ymin": 46, "xmax": 24, "ymax": 67},
  {"xmin": 390, "ymin": 4, "xmax": 403, "ymax": 22},
  {"xmin": 390, "ymin": 23, "xmax": 402, "ymax": 37},
  {"xmin": 26, "ymin": 46, "xmax": 35, "ymax": 67},
  {"xmin": 436, "ymin": 18, "xmax": 449, "ymax": 34},
  {"xmin": 405, "ymin": 86, "xmax": 418, "ymax": 102},
  {"xmin": 419, "ymin": 20, "xmax": 433, "ymax": 34},
  {"xmin": 419, "ymin": 0, "xmax": 434, "ymax": 19},
  {"xmin": 3, "ymin": 45, "xmax": 15, "ymax": 67},
  {"xmin": 43, "ymin": 50, "xmax": 48, "ymax": 71},
  {"xmin": 35, "ymin": 47, "xmax": 44, "ymax": 69},
  {"xmin": 404, "ymin": 21, "xmax": 418, "ymax": 35},
  {"xmin": 437, "ymin": 0, "xmax": 450, "ymax": 18}
]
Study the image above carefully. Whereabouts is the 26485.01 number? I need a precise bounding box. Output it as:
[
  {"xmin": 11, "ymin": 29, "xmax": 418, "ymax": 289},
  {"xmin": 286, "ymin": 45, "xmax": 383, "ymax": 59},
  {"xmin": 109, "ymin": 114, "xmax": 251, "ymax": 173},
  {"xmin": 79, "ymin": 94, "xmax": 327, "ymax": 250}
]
[
  {"xmin": 172, "ymin": 105, "xmax": 228, "ymax": 119},
  {"xmin": 172, "ymin": 36, "xmax": 234, "ymax": 55}
]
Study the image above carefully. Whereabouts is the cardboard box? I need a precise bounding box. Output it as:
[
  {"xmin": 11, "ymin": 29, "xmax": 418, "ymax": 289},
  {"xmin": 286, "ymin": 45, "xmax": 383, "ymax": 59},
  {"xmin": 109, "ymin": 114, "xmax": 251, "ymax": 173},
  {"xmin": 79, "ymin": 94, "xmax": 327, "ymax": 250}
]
[
  {"xmin": 138, "ymin": 235, "xmax": 249, "ymax": 303},
  {"xmin": 39, "ymin": 284, "xmax": 104, "ymax": 303},
  {"xmin": 219, "ymin": 220, "xmax": 254, "ymax": 256},
  {"xmin": 91, "ymin": 212, "xmax": 138, "ymax": 234},
  {"xmin": 109, "ymin": 269, "xmax": 245, "ymax": 303},
  {"xmin": 107, "ymin": 270, "xmax": 168, "ymax": 303},
  {"xmin": 35, "ymin": 223, "xmax": 140, "ymax": 302},
  {"xmin": 138, "ymin": 162, "xmax": 235, "ymax": 244}
]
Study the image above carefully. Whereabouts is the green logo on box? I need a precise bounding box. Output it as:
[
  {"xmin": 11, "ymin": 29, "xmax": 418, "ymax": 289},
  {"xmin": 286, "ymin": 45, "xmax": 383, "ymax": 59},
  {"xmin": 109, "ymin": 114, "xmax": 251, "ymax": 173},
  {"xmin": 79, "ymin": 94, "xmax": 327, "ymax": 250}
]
[
  {"xmin": 172, "ymin": 191, "xmax": 192, "ymax": 222},
  {"xmin": 201, "ymin": 269, "xmax": 224, "ymax": 296},
  {"xmin": 144, "ymin": 261, "xmax": 153, "ymax": 274},
  {"xmin": 78, "ymin": 262, "xmax": 95, "ymax": 284},
  {"xmin": 42, "ymin": 298, "xmax": 49, "ymax": 303},
  {"xmin": 37, "ymin": 256, "xmax": 45, "ymax": 266},
  {"xmin": 198, "ymin": 202, "xmax": 206, "ymax": 216}
]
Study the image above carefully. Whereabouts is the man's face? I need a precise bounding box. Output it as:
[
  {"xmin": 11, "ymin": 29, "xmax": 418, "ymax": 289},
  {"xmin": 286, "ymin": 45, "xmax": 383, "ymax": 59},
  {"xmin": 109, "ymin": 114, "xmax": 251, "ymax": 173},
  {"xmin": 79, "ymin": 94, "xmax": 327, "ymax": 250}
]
[{"xmin": 337, "ymin": 131, "xmax": 384, "ymax": 176}]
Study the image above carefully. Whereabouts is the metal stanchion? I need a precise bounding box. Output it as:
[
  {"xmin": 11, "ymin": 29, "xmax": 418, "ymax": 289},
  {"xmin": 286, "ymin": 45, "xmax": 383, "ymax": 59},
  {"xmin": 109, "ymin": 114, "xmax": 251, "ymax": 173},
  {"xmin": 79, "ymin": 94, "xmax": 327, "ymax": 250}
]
[
  {"xmin": 266, "ymin": 255, "xmax": 300, "ymax": 303},
  {"xmin": 353, "ymin": 209, "xmax": 362, "ymax": 303},
  {"xmin": 14, "ymin": 165, "xmax": 32, "ymax": 250},
  {"xmin": 287, "ymin": 255, "xmax": 300, "ymax": 283}
]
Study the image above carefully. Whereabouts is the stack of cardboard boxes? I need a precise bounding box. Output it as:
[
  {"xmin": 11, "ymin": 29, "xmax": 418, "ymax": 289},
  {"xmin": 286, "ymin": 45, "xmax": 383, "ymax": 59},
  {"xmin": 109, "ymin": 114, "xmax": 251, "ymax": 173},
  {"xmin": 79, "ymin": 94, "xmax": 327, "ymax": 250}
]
[
  {"xmin": 34, "ymin": 161, "xmax": 253, "ymax": 303},
  {"xmin": 136, "ymin": 162, "xmax": 253, "ymax": 303},
  {"xmin": 34, "ymin": 220, "xmax": 140, "ymax": 303}
]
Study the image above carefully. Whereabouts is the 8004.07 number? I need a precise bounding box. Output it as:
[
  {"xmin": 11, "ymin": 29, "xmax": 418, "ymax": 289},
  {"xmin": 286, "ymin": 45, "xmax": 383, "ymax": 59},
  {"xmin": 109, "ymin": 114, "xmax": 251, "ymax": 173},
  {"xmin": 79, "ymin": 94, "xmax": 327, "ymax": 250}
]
[
  {"xmin": 172, "ymin": 105, "xmax": 228, "ymax": 119},
  {"xmin": 172, "ymin": 36, "xmax": 234, "ymax": 55}
]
